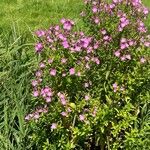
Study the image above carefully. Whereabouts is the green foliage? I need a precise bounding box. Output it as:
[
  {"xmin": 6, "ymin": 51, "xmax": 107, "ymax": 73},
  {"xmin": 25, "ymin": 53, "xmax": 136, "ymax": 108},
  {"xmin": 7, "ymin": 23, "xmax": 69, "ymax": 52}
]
[{"xmin": 0, "ymin": 0, "xmax": 150, "ymax": 149}]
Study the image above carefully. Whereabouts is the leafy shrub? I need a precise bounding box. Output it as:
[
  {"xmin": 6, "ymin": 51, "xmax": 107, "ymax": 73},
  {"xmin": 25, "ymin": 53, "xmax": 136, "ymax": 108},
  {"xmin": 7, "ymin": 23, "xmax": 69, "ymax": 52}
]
[{"xmin": 25, "ymin": 0, "xmax": 150, "ymax": 149}]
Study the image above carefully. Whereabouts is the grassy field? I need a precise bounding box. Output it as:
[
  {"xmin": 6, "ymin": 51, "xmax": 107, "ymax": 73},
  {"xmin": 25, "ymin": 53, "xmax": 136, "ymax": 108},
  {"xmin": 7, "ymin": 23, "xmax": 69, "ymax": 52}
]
[
  {"xmin": 0, "ymin": 0, "xmax": 83, "ymax": 32},
  {"xmin": 0, "ymin": 0, "xmax": 150, "ymax": 149}
]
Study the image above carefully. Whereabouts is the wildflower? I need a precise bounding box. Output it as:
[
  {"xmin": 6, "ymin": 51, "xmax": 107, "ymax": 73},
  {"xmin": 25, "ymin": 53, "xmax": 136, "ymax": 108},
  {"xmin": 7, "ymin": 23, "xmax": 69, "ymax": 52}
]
[
  {"xmin": 79, "ymin": 114, "xmax": 85, "ymax": 121},
  {"xmin": 39, "ymin": 62, "xmax": 45, "ymax": 68},
  {"xmin": 69, "ymin": 68, "xmax": 75, "ymax": 75},
  {"xmin": 50, "ymin": 69, "xmax": 56, "ymax": 76},
  {"xmin": 31, "ymin": 80, "xmax": 38, "ymax": 87},
  {"xmin": 35, "ymin": 30, "xmax": 45, "ymax": 37},
  {"xmin": 144, "ymin": 42, "xmax": 150, "ymax": 47},
  {"xmin": 85, "ymin": 95, "xmax": 90, "ymax": 101},
  {"xmin": 61, "ymin": 112, "xmax": 68, "ymax": 117},
  {"xmin": 113, "ymin": 83, "xmax": 118, "ymax": 92},
  {"xmin": 45, "ymin": 97, "xmax": 52, "ymax": 103},
  {"xmin": 35, "ymin": 43, "xmax": 43, "ymax": 53},
  {"xmin": 126, "ymin": 54, "xmax": 131, "ymax": 60},
  {"xmin": 140, "ymin": 57, "xmax": 146, "ymax": 63},
  {"xmin": 33, "ymin": 113, "xmax": 40, "ymax": 119},
  {"xmin": 25, "ymin": 115, "xmax": 31, "ymax": 121},
  {"xmin": 77, "ymin": 71, "xmax": 81, "ymax": 76},
  {"xmin": 62, "ymin": 73, "xmax": 66, "ymax": 77},
  {"xmin": 51, "ymin": 123, "xmax": 57, "ymax": 129},
  {"xmin": 94, "ymin": 17, "xmax": 100, "ymax": 24},
  {"xmin": 61, "ymin": 58, "xmax": 67, "ymax": 64},
  {"xmin": 84, "ymin": 82, "xmax": 89, "ymax": 88},
  {"xmin": 62, "ymin": 41, "xmax": 69, "ymax": 49},
  {"xmin": 114, "ymin": 51, "xmax": 120, "ymax": 57},
  {"xmin": 92, "ymin": 6, "xmax": 98, "ymax": 13},
  {"xmin": 48, "ymin": 58, "xmax": 53, "ymax": 64},
  {"xmin": 33, "ymin": 90, "xmax": 39, "ymax": 97},
  {"xmin": 120, "ymin": 56, "xmax": 126, "ymax": 61},
  {"xmin": 35, "ymin": 70, "xmax": 43, "ymax": 77},
  {"xmin": 101, "ymin": 29, "xmax": 107, "ymax": 35}
]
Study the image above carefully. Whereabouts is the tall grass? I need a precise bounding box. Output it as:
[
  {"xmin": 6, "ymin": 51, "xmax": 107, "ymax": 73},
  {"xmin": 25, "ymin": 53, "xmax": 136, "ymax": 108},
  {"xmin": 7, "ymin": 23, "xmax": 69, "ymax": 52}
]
[{"xmin": 0, "ymin": 24, "xmax": 36, "ymax": 149}]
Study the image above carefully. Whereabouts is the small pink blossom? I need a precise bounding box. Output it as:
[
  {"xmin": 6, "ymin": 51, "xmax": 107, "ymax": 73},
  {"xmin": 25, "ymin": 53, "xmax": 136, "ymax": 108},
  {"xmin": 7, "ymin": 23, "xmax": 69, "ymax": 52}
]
[
  {"xmin": 92, "ymin": 6, "xmax": 98, "ymax": 13},
  {"xmin": 85, "ymin": 95, "xmax": 90, "ymax": 101},
  {"xmin": 114, "ymin": 51, "xmax": 120, "ymax": 57},
  {"xmin": 33, "ymin": 113, "xmax": 40, "ymax": 119},
  {"xmin": 61, "ymin": 112, "xmax": 68, "ymax": 117},
  {"xmin": 126, "ymin": 54, "xmax": 131, "ymax": 60},
  {"xmin": 77, "ymin": 72, "xmax": 81, "ymax": 76},
  {"xmin": 45, "ymin": 97, "xmax": 52, "ymax": 103},
  {"xmin": 39, "ymin": 62, "xmax": 45, "ymax": 68},
  {"xmin": 79, "ymin": 114, "xmax": 85, "ymax": 121},
  {"xmin": 35, "ymin": 43, "xmax": 43, "ymax": 53},
  {"xmin": 69, "ymin": 68, "xmax": 75, "ymax": 75},
  {"xmin": 31, "ymin": 80, "xmax": 38, "ymax": 87},
  {"xmin": 140, "ymin": 57, "xmax": 146, "ymax": 63},
  {"xmin": 84, "ymin": 82, "xmax": 89, "ymax": 88},
  {"xmin": 33, "ymin": 91, "xmax": 39, "ymax": 97},
  {"xmin": 48, "ymin": 58, "xmax": 53, "ymax": 64},
  {"xmin": 61, "ymin": 58, "xmax": 67, "ymax": 64},
  {"xmin": 51, "ymin": 123, "xmax": 57, "ymax": 129},
  {"xmin": 50, "ymin": 69, "xmax": 56, "ymax": 76}
]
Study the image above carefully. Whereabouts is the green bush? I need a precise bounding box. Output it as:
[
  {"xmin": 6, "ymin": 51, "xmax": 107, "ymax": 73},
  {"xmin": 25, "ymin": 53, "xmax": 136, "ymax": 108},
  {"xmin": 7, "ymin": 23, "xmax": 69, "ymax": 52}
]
[{"xmin": 25, "ymin": 0, "xmax": 150, "ymax": 149}]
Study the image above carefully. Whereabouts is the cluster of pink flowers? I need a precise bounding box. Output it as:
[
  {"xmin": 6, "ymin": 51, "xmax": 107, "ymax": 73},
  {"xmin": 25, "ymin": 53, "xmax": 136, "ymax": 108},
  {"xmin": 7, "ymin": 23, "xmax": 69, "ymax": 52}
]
[
  {"xmin": 61, "ymin": 18, "xmax": 75, "ymax": 31},
  {"xmin": 101, "ymin": 29, "xmax": 112, "ymax": 45},
  {"xmin": 137, "ymin": 20, "xmax": 147, "ymax": 33},
  {"xmin": 117, "ymin": 12, "xmax": 129, "ymax": 32},
  {"xmin": 113, "ymin": 37, "xmax": 138, "ymax": 61},
  {"xmin": 41, "ymin": 86, "xmax": 53, "ymax": 103},
  {"xmin": 25, "ymin": 105, "xmax": 48, "ymax": 121}
]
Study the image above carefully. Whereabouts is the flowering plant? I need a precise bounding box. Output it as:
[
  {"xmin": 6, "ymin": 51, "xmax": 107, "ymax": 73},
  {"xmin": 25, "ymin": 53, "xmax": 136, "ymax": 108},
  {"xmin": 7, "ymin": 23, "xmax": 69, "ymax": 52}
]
[{"xmin": 25, "ymin": 0, "xmax": 150, "ymax": 149}]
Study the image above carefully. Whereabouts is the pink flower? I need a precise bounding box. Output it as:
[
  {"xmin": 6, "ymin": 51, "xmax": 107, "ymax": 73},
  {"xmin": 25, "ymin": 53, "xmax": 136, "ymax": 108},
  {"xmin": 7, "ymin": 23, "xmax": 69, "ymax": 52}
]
[
  {"xmin": 77, "ymin": 72, "xmax": 81, "ymax": 76},
  {"xmin": 33, "ymin": 113, "xmax": 40, "ymax": 119},
  {"xmin": 120, "ymin": 56, "xmax": 126, "ymax": 61},
  {"xmin": 79, "ymin": 114, "xmax": 85, "ymax": 121},
  {"xmin": 51, "ymin": 123, "xmax": 57, "ymax": 129},
  {"xmin": 62, "ymin": 73, "xmax": 66, "ymax": 77},
  {"xmin": 50, "ymin": 69, "xmax": 56, "ymax": 76},
  {"xmin": 25, "ymin": 115, "xmax": 31, "ymax": 121},
  {"xmin": 144, "ymin": 42, "xmax": 150, "ymax": 47},
  {"xmin": 114, "ymin": 51, "xmax": 120, "ymax": 57},
  {"xmin": 35, "ymin": 70, "xmax": 42, "ymax": 77},
  {"xmin": 61, "ymin": 58, "xmax": 67, "ymax": 64},
  {"xmin": 113, "ymin": 83, "xmax": 118, "ymax": 92},
  {"xmin": 48, "ymin": 58, "xmax": 53, "ymax": 64},
  {"xmin": 39, "ymin": 62, "xmax": 45, "ymax": 68},
  {"xmin": 35, "ymin": 43, "xmax": 43, "ymax": 53},
  {"xmin": 140, "ymin": 57, "xmax": 146, "ymax": 63},
  {"xmin": 143, "ymin": 8, "xmax": 149, "ymax": 15},
  {"xmin": 126, "ymin": 54, "xmax": 131, "ymax": 60},
  {"xmin": 35, "ymin": 30, "xmax": 45, "ymax": 37},
  {"xmin": 33, "ymin": 91, "xmax": 39, "ymax": 97},
  {"xmin": 84, "ymin": 82, "xmax": 89, "ymax": 88},
  {"xmin": 101, "ymin": 29, "xmax": 107, "ymax": 35},
  {"xmin": 61, "ymin": 112, "xmax": 68, "ymax": 117},
  {"xmin": 69, "ymin": 68, "xmax": 75, "ymax": 75},
  {"xmin": 62, "ymin": 41, "xmax": 69, "ymax": 49},
  {"xmin": 92, "ymin": 6, "xmax": 98, "ymax": 13},
  {"xmin": 120, "ymin": 43, "xmax": 126, "ymax": 50},
  {"xmin": 31, "ymin": 80, "xmax": 38, "ymax": 87},
  {"xmin": 85, "ymin": 95, "xmax": 90, "ymax": 101},
  {"xmin": 94, "ymin": 18, "xmax": 100, "ymax": 24},
  {"xmin": 45, "ymin": 97, "xmax": 52, "ymax": 103}
]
